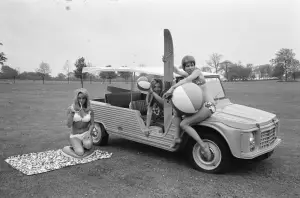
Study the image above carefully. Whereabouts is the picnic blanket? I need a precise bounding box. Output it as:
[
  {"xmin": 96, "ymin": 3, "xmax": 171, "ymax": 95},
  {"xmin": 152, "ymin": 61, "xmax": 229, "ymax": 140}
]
[{"xmin": 4, "ymin": 149, "xmax": 112, "ymax": 176}]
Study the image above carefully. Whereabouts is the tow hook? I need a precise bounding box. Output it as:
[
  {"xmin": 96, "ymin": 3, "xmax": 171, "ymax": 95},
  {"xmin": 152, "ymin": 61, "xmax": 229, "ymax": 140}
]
[{"xmin": 256, "ymin": 123, "xmax": 261, "ymax": 132}]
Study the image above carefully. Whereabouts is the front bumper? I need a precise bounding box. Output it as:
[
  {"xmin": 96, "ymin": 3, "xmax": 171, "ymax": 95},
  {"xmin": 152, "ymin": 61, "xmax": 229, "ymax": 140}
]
[{"xmin": 240, "ymin": 138, "xmax": 282, "ymax": 159}]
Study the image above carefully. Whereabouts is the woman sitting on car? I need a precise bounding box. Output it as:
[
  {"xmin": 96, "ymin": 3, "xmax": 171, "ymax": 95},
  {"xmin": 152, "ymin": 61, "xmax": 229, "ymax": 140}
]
[
  {"xmin": 63, "ymin": 88, "xmax": 95, "ymax": 158},
  {"xmin": 163, "ymin": 55, "xmax": 216, "ymax": 161}
]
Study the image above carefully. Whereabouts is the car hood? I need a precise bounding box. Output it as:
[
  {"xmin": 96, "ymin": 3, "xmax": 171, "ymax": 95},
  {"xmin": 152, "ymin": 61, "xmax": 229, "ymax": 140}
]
[{"xmin": 208, "ymin": 103, "xmax": 276, "ymax": 130}]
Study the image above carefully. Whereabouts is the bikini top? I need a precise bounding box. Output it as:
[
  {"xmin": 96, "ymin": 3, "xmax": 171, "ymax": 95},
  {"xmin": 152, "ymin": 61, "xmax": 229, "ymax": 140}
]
[
  {"xmin": 192, "ymin": 76, "xmax": 206, "ymax": 86},
  {"xmin": 189, "ymin": 68, "xmax": 206, "ymax": 86},
  {"xmin": 73, "ymin": 111, "xmax": 91, "ymax": 122}
]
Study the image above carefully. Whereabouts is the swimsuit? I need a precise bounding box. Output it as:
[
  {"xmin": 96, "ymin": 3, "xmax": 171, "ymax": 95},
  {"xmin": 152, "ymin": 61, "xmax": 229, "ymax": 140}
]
[
  {"xmin": 204, "ymin": 101, "xmax": 216, "ymax": 114},
  {"xmin": 70, "ymin": 111, "xmax": 91, "ymax": 140},
  {"xmin": 149, "ymin": 91, "xmax": 165, "ymax": 122},
  {"xmin": 73, "ymin": 111, "xmax": 91, "ymax": 122},
  {"xmin": 70, "ymin": 131, "xmax": 90, "ymax": 140},
  {"xmin": 192, "ymin": 74, "xmax": 206, "ymax": 86},
  {"xmin": 191, "ymin": 70, "xmax": 216, "ymax": 114}
]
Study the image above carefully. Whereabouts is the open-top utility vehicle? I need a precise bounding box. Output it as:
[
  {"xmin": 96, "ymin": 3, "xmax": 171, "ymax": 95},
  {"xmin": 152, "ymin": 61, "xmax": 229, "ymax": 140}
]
[{"xmin": 82, "ymin": 29, "xmax": 281, "ymax": 173}]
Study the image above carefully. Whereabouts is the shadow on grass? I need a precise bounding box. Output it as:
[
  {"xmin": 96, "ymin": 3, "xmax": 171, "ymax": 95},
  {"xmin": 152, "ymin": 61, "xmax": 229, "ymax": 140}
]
[{"xmin": 100, "ymin": 136, "xmax": 276, "ymax": 175}]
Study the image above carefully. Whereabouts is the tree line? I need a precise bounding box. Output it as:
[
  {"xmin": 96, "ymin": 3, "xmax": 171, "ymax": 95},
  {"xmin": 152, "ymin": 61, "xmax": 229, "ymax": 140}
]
[
  {"xmin": 204, "ymin": 48, "xmax": 300, "ymax": 81},
  {"xmin": 1, "ymin": 45, "xmax": 300, "ymax": 84}
]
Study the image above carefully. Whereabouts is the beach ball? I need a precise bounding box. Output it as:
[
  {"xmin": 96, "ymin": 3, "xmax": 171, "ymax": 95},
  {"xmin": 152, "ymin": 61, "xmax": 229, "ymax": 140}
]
[
  {"xmin": 171, "ymin": 83, "xmax": 204, "ymax": 115},
  {"xmin": 137, "ymin": 76, "xmax": 151, "ymax": 92}
]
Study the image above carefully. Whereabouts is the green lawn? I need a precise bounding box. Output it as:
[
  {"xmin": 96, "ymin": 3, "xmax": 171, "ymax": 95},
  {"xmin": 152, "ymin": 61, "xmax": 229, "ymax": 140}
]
[{"xmin": 0, "ymin": 80, "xmax": 299, "ymax": 198}]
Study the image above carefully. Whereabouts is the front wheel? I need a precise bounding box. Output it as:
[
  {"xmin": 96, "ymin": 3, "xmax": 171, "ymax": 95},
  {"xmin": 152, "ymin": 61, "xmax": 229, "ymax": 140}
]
[
  {"xmin": 92, "ymin": 123, "xmax": 109, "ymax": 146},
  {"xmin": 187, "ymin": 133, "xmax": 232, "ymax": 174}
]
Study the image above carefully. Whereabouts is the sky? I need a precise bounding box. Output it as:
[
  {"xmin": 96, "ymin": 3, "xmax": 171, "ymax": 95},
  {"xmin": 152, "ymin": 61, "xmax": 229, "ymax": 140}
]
[{"xmin": 1, "ymin": 0, "xmax": 300, "ymax": 76}]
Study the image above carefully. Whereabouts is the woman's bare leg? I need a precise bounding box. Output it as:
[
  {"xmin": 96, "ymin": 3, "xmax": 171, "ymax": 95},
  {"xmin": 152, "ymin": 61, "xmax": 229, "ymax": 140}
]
[
  {"xmin": 170, "ymin": 110, "xmax": 182, "ymax": 148},
  {"xmin": 180, "ymin": 107, "xmax": 213, "ymax": 160},
  {"xmin": 146, "ymin": 107, "xmax": 153, "ymax": 128},
  {"xmin": 83, "ymin": 133, "xmax": 93, "ymax": 150},
  {"xmin": 69, "ymin": 137, "xmax": 84, "ymax": 156}
]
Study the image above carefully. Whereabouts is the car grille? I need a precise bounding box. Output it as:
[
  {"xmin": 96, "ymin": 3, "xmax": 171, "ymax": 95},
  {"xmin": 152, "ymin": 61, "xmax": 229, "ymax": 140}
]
[{"xmin": 260, "ymin": 127, "xmax": 276, "ymax": 149}]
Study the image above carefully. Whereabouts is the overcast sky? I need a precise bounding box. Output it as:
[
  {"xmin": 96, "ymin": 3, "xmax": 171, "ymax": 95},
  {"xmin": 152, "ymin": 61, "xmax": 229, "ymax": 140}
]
[{"xmin": 1, "ymin": 0, "xmax": 300, "ymax": 76}]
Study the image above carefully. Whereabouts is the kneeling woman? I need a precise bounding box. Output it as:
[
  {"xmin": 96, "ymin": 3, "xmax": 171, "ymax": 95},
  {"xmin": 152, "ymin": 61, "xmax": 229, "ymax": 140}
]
[
  {"xmin": 164, "ymin": 55, "xmax": 216, "ymax": 161},
  {"xmin": 64, "ymin": 88, "xmax": 95, "ymax": 158}
]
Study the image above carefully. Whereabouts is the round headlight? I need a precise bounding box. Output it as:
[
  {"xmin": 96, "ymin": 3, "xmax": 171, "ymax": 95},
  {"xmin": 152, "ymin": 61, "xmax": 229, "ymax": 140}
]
[
  {"xmin": 249, "ymin": 133, "xmax": 255, "ymax": 142},
  {"xmin": 249, "ymin": 132, "xmax": 255, "ymax": 151}
]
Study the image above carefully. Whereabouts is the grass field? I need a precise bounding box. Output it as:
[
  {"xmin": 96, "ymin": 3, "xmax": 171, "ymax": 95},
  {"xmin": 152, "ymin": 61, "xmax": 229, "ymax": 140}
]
[{"xmin": 0, "ymin": 80, "xmax": 300, "ymax": 198}]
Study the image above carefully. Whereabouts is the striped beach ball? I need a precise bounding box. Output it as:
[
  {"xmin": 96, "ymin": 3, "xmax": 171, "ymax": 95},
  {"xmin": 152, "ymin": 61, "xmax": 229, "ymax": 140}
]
[
  {"xmin": 137, "ymin": 76, "xmax": 151, "ymax": 92},
  {"xmin": 171, "ymin": 83, "xmax": 204, "ymax": 115}
]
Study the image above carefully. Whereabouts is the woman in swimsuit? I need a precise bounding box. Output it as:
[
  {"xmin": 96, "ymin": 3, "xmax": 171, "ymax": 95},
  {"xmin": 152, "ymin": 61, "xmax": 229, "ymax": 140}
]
[
  {"xmin": 145, "ymin": 79, "xmax": 164, "ymax": 128},
  {"xmin": 163, "ymin": 55, "xmax": 216, "ymax": 161},
  {"xmin": 64, "ymin": 88, "xmax": 95, "ymax": 157}
]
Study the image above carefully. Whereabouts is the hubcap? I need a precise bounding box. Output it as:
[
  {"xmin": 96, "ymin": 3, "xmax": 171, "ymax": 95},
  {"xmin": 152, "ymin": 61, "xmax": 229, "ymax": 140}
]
[
  {"xmin": 92, "ymin": 124, "xmax": 102, "ymax": 143},
  {"xmin": 192, "ymin": 140, "xmax": 222, "ymax": 171}
]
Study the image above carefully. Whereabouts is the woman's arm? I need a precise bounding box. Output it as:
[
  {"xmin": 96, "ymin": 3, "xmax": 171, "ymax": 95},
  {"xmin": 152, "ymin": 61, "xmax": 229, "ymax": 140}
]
[
  {"xmin": 168, "ymin": 69, "xmax": 203, "ymax": 92},
  {"xmin": 173, "ymin": 66, "xmax": 189, "ymax": 77},
  {"xmin": 146, "ymin": 92, "xmax": 151, "ymax": 106},
  {"xmin": 88, "ymin": 110, "xmax": 95, "ymax": 135},
  {"xmin": 66, "ymin": 107, "xmax": 74, "ymax": 128},
  {"xmin": 151, "ymin": 91, "xmax": 164, "ymax": 105}
]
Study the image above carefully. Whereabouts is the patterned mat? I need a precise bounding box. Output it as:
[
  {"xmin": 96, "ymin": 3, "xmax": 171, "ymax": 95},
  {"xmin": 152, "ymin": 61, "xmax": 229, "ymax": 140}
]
[{"xmin": 4, "ymin": 149, "xmax": 112, "ymax": 176}]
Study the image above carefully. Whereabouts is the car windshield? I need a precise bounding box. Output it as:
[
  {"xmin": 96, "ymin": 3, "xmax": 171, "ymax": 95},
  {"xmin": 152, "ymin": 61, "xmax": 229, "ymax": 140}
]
[{"xmin": 205, "ymin": 77, "xmax": 226, "ymax": 100}]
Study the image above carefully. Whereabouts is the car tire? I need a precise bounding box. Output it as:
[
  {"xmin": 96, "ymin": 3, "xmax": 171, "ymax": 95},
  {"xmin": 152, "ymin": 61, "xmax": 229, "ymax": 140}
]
[
  {"xmin": 187, "ymin": 132, "xmax": 232, "ymax": 174},
  {"xmin": 92, "ymin": 123, "xmax": 109, "ymax": 146}
]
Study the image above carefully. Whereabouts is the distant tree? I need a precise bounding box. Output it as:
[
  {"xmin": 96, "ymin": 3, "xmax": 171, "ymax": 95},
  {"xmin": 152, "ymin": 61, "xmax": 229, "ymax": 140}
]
[
  {"xmin": 63, "ymin": 60, "xmax": 71, "ymax": 84},
  {"xmin": 227, "ymin": 63, "xmax": 251, "ymax": 81},
  {"xmin": 0, "ymin": 52, "xmax": 7, "ymax": 66},
  {"xmin": 100, "ymin": 71, "xmax": 117, "ymax": 84},
  {"xmin": 18, "ymin": 72, "xmax": 41, "ymax": 80},
  {"xmin": 0, "ymin": 65, "xmax": 18, "ymax": 79},
  {"xmin": 36, "ymin": 62, "xmax": 51, "ymax": 84},
  {"xmin": 270, "ymin": 48, "xmax": 297, "ymax": 81},
  {"xmin": 272, "ymin": 64, "xmax": 284, "ymax": 79},
  {"xmin": 74, "ymin": 57, "xmax": 87, "ymax": 88},
  {"xmin": 257, "ymin": 64, "xmax": 273, "ymax": 78},
  {"xmin": 290, "ymin": 59, "xmax": 300, "ymax": 81},
  {"xmin": 0, "ymin": 42, "xmax": 7, "ymax": 66},
  {"xmin": 206, "ymin": 53, "xmax": 223, "ymax": 73},
  {"xmin": 118, "ymin": 70, "xmax": 132, "ymax": 83},
  {"xmin": 201, "ymin": 66, "xmax": 212, "ymax": 73},
  {"xmin": 55, "ymin": 73, "xmax": 66, "ymax": 81},
  {"xmin": 220, "ymin": 60, "xmax": 232, "ymax": 80},
  {"xmin": 240, "ymin": 66, "xmax": 252, "ymax": 80}
]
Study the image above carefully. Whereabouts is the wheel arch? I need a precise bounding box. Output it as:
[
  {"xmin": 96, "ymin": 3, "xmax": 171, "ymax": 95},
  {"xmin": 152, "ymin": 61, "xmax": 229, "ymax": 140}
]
[
  {"xmin": 191, "ymin": 124, "xmax": 233, "ymax": 157},
  {"xmin": 94, "ymin": 120, "xmax": 108, "ymax": 132}
]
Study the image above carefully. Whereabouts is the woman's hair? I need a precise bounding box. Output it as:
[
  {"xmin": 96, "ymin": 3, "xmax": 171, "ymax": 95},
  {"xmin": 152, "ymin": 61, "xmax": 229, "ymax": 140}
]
[
  {"xmin": 72, "ymin": 88, "xmax": 91, "ymax": 111},
  {"xmin": 181, "ymin": 55, "xmax": 196, "ymax": 70}
]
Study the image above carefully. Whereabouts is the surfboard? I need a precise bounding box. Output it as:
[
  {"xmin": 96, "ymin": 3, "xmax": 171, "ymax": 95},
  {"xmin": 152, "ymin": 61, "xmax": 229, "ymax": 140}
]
[{"xmin": 163, "ymin": 29, "xmax": 174, "ymax": 132}]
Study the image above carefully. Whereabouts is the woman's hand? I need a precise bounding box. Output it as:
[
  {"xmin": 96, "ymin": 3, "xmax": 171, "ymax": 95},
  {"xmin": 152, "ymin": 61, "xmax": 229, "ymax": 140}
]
[
  {"xmin": 68, "ymin": 106, "xmax": 75, "ymax": 115},
  {"xmin": 163, "ymin": 88, "xmax": 174, "ymax": 100},
  {"xmin": 148, "ymin": 87, "xmax": 154, "ymax": 94}
]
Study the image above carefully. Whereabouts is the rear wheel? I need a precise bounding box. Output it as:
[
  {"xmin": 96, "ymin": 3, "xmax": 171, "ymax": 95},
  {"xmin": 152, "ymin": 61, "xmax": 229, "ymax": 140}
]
[
  {"xmin": 92, "ymin": 123, "xmax": 109, "ymax": 146},
  {"xmin": 187, "ymin": 132, "xmax": 232, "ymax": 174}
]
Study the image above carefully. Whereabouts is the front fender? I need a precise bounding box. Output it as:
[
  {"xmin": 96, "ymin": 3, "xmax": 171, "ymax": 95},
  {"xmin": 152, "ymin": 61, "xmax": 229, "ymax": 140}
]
[{"xmin": 195, "ymin": 121, "xmax": 242, "ymax": 158}]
